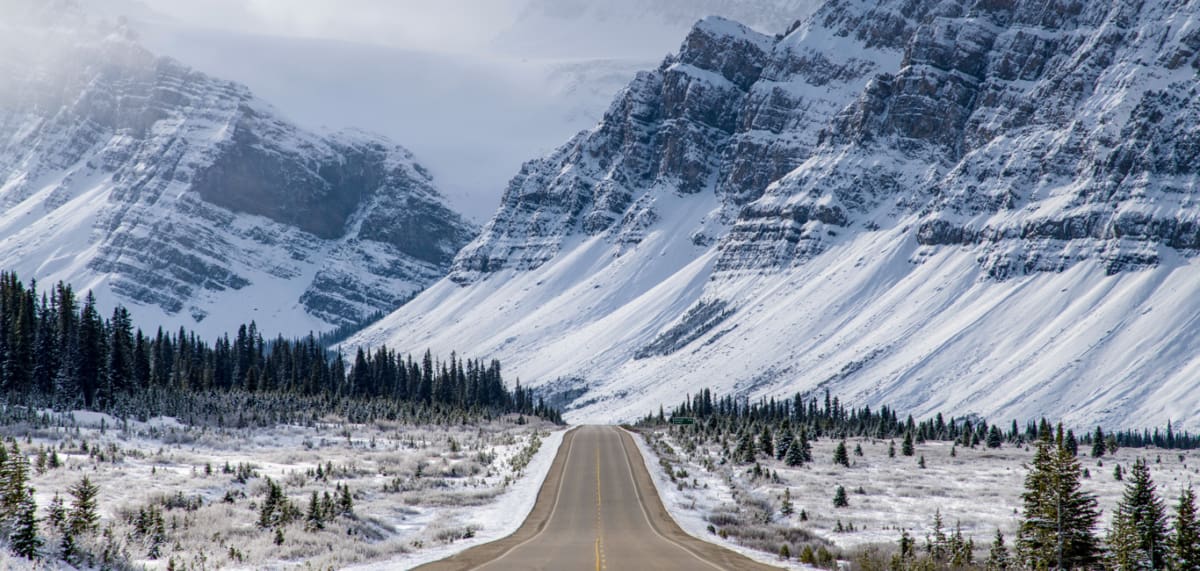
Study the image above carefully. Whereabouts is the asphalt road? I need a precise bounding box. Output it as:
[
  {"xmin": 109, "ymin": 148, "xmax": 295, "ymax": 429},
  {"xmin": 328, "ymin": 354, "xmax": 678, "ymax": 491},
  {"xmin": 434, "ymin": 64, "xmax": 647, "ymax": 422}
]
[{"xmin": 416, "ymin": 425, "xmax": 781, "ymax": 571}]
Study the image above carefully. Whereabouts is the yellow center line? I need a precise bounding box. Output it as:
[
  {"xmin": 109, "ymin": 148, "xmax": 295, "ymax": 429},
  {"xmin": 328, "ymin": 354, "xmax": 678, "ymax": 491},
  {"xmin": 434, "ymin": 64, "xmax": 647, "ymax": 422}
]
[{"xmin": 595, "ymin": 446, "xmax": 604, "ymax": 571}]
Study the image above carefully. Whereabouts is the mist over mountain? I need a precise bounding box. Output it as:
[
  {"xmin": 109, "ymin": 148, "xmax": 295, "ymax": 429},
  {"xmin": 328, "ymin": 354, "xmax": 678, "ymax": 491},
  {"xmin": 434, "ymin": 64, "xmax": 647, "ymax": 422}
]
[{"xmin": 0, "ymin": 0, "xmax": 473, "ymax": 338}]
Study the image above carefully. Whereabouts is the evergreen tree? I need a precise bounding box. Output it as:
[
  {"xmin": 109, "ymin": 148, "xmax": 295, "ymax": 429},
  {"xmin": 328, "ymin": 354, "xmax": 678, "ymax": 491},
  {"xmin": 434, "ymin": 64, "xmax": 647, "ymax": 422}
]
[
  {"xmin": 784, "ymin": 435, "xmax": 805, "ymax": 466},
  {"xmin": 833, "ymin": 440, "xmax": 850, "ymax": 467},
  {"xmin": 67, "ymin": 476, "xmax": 99, "ymax": 536},
  {"xmin": 45, "ymin": 493, "xmax": 66, "ymax": 533},
  {"xmin": 338, "ymin": 483, "xmax": 354, "ymax": 516},
  {"xmin": 1108, "ymin": 458, "xmax": 1168, "ymax": 570},
  {"xmin": 780, "ymin": 488, "xmax": 794, "ymax": 517},
  {"xmin": 987, "ymin": 528, "xmax": 1009, "ymax": 570},
  {"xmin": 833, "ymin": 485, "xmax": 848, "ymax": 508},
  {"xmin": 305, "ymin": 490, "xmax": 324, "ymax": 531},
  {"xmin": 775, "ymin": 431, "xmax": 793, "ymax": 461},
  {"xmin": 902, "ymin": 431, "xmax": 915, "ymax": 456},
  {"xmin": 1016, "ymin": 427, "xmax": 1101, "ymax": 569},
  {"xmin": 735, "ymin": 430, "xmax": 755, "ymax": 464},
  {"xmin": 797, "ymin": 428, "xmax": 812, "ymax": 462},
  {"xmin": 987, "ymin": 425, "xmax": 1004, "ymax": 448},
  {"xmin": 9, "ymin": 490, "xmax": 41, "ymax": 560},
  {"xmin": 1, "ymin": 442, "xmax": 30, "ymax": 523},
  {"xmin": 1173, "ymin": 485, "xmax": 1200, "ymax": 571},
  {"xmin": 1092, "ymin": 426, "xmax": 1106, "ymax": 458},
  {"xmin": 758, "ymin": 426, "xmax": 774, "ymax": 458}
]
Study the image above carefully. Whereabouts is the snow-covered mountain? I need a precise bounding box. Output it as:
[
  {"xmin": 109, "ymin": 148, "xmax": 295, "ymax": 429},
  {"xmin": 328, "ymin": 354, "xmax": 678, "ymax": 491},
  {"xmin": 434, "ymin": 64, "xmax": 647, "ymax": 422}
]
[
  {"xmin": 352, "ymin": 0, "xmax": 1200, "ymax": 429},
  {"xmin": 0, "ymin": 1, "xmax": 474, "ymax": 338}
]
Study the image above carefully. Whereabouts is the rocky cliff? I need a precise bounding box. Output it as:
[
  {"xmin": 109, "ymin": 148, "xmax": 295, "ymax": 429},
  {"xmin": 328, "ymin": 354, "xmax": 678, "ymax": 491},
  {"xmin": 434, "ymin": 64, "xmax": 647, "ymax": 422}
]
[
  {"xmin": 0, "ymin": 4, "xmax": 474, "ymax": 336},
  {"xmin": 351, "ymin": 0, "xmax": 1200, "ymax": 429}
]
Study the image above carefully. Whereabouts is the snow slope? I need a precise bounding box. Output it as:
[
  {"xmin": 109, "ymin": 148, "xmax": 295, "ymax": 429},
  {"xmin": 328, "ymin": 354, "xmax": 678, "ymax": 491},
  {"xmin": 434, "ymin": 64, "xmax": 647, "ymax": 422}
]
[
  {"xmin": 352, "ymin": 0, "xmax": 1200, "ymax": 430},
  {"xmin": 0, "ymin": 1, "xmax": 474, "ymax": 339}
]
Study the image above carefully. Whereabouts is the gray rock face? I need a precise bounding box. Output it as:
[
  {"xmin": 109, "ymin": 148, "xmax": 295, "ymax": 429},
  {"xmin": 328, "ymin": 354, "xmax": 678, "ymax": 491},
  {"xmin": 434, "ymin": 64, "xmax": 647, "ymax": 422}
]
[
  {"xmin": 451, "ymin": 11, "xmax": 898, "ymax": 283},
  {"xmin": 459, "ymin": 0, "xmax": 1200, "ymax": 286},
  {"xmin": 0, "ymin": 12, "xmax": 474, "ymax": 332},
  {"xmin": 721, "ymin": 0, "xmax": 1200, "ymax": 278}
]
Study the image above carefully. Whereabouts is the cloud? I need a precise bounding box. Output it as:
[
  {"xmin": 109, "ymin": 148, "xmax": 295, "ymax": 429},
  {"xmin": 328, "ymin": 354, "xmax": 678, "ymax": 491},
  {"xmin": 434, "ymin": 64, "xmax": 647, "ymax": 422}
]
[{"xmin": 137, "ymin": 0, "xmax": 526, "ymax": 53}]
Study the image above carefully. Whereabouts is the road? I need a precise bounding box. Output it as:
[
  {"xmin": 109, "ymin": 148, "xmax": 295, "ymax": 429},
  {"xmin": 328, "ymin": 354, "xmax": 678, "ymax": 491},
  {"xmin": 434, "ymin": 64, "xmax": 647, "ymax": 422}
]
[{"xmin": 416, "ymin": 425, "xmax": 782, "ymax": 571}]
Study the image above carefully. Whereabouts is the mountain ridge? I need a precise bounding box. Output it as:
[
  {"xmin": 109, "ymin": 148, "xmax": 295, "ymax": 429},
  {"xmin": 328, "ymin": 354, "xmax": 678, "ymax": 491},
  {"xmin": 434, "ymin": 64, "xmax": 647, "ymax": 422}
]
[
  {"xmin": 0, "ymin": 4, "xmax": 475, "ymax": 338},
  {"xmin": 352, "ymin": 0, "xmax": 1200, "ymax": 429}
]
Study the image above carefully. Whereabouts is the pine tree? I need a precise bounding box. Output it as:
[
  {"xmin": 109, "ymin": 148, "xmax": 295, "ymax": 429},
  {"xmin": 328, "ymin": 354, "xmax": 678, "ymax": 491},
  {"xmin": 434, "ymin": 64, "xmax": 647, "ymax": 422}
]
[
  {"xmin": 9, "ymin": 491, "xmax": 41, "ymax": 559},
  {"xmin": 987, "ymin": 425, "xmax": 1004, "ymax": 449},
  {"xmin": 833, "ymin": 485, "xmax": 848, "ymax": 508},
  {"xmin": 735, "ymin": 430, "xmax": 755, "ymax": 464},
  {"xmin": 1, "ymin": 442, "xmax": 30, "ymax": 524},
  {"xmin": 338, "ymin": 483, "xmax": 354, "ymax": 516},
  {"xmin": 1108, "ymin": 458, "xmax": 1168, "ymax": 570},
  {"xmin": 1016, "ymin": 426, "xmax": 1101, "ymax": 569},
  {"xmin": 797, "ymin": 428, "xmax": 812, "ymax": 462},
  {"xmin": 902, "ymin": 431, "xmax": 915, "ymax": 456},
  {"xmin": 305, "ymin": 490, "xmax": 324, "ymax": 531},
  {"xmin": 758, "ymin": 426, "xmax": 774, "ymax": 458},
  {"xmin": 775, "ymin": 431, "xmax": 793, "ymax": 461},
  {"xmin": 45, "ymin": 493, "xmax": 66, "ymax": 532},
  {"xmin": 926, "ymin": 509, "xmax": 948, "ymax": 561},
  {"xmin": 67, "ymin": 476, "xmax": 99, "ymax": 536},
  {"xmin": 1092, "ymin": 426, "xmax": 1106, "ymax": 458},
  {"xmin": 780, "ymin": 488, "xmax": 794, "ymax": 517},
  {"xmin": 833, "ymin": 441, "xmax": 850, "ymax": 467},
  {"xmin": 1173, "ymin": 485, "xmax": 1200, "ymax": 571},
  {"xmin": 987, "ymin": 528, "xmax": 1009, "ymax": 570},
  {"xmin": 784, "ymin": 436, "xmax": 805, "ymax": 466}
]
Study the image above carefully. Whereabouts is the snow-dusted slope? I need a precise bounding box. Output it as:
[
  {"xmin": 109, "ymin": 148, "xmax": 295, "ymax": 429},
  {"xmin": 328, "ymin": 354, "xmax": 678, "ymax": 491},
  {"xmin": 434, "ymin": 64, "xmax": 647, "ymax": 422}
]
[
  {"xmin": 353, "ymin": 0, "xmax": 1200, "ymax": 430},
  {"xmin": 0, "ymin": 2, "xmax": 474, "ymax": 338}
]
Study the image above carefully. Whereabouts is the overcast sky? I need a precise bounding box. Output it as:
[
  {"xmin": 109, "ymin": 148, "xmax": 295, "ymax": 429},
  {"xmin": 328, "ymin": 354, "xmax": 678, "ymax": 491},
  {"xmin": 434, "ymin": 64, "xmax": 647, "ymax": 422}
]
[
  {"xmin": 83, "ymin": 0, "xmax": 817, "ymax": 221},
  {"xmin": 130, "ymin": 0, "xmax": 526, "ymax": 54}
]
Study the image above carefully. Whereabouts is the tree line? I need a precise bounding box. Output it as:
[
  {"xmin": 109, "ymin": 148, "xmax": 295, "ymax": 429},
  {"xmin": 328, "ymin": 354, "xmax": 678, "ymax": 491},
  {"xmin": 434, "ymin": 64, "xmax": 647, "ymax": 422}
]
[{"xmin": 0, "ymin": 271, "xmax": 561, "ymax": 424}]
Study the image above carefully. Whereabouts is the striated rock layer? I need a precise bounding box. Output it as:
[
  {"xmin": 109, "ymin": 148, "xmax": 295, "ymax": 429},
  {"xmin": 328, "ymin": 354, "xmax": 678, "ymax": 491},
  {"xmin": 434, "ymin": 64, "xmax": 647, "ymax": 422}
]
[{"xmin": 354, "ymin": 0, "xmax": 1200, "ymax": 429}]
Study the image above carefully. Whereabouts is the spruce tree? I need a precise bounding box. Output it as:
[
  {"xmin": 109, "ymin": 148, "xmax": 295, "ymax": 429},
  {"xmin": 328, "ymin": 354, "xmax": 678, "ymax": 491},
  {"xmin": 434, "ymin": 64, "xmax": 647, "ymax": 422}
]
[
  {"xmin": 1016, "ymin": 426, "xmax": 1101, "ymax": 569},
  {"xmin": 67, "ymin": 476, "xmax": 99, "ymax": 536},
  {"xmin": 775, "ymin": 431, "xmax": 793, "ymax": 461},
  {"xmin": 798, "ymin": 428, "xmax": 812, "ymax": 462},
  {"xmin": 784, "ymin": 436, "xmax": 805, "ymax": 466},
  {"xmin": 833, "ymin": 485, "xmax": 848, "ymax": 508},
  {"xmin": 305, "ymin": 491, "xmax": 324, "ymax": 531},
  {"xmin": 1174, "ymin": 485, "xmax": 1200, "ymax": 571},
  {"xmin": 1092, "ymin": 426, "xmax": 1106, "ymax": 458},
  {"xmin": 780, "ymin": 488, "xmax": 794, "ymax": 517},
  {"xmin": 1107, "ymin": 458, "xmax": 1168, "ymax": 570},
  {"xmin": 902, "ymin": 431, "xmax": 915, "ymax": 456},
  {"xmin": 834, "ymin": 441, "xmax": 850, "ymax": 467},
  {"xmin": 338, "ymin": 484, "xmax": 354, "ymax": 516},
  {"xmin": 987, "ymin": 528, "xmax": 1009, "ymax": 570},
  {"xmin": 1, "ymin": 442, "xmax": 29, "ymax": 524},
  {"xmin": 987, "ymin": 425, "xmax": 1004, "ymax": 449},
  {"xmin": 758, "ymin": 426, "xmax": 774, "ymax": 458},
  {"xmin": 735, "ymin": 430, "xmax": 755, "ymax": 464},
  {"xmin": 45, "ymin": 493, "xmax": 66, "ymax": 532},
  {"xmin": 9, "ymin": 491, "xmax": 41, "ymax": 559}
]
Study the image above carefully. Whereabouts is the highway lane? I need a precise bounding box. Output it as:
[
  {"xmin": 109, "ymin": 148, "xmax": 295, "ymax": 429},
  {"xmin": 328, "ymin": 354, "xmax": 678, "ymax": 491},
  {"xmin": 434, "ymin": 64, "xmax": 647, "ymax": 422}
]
[{"xmin": 417, "ymin": 425, "xmax": 781, "ymax": 570}]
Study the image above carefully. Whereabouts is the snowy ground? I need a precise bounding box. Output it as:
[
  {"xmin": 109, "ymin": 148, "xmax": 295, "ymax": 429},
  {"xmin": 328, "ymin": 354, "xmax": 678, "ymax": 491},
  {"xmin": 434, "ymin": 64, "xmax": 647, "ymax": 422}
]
[
  {"xmin": 0, "ymin": 410, "xmax": 565, "ymax": 570},
  {"xmin": 638, "ymin": 427, "xmax": 1200, "ymax": 565}
]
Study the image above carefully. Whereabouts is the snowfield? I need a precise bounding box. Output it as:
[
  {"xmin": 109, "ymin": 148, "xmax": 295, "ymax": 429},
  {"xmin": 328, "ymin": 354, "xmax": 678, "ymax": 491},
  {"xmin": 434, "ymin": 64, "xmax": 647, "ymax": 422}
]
[
  {"xmin": 0, "ymin": 409, "xmax": 565, "ymax": 570},
  {"xmin": 352, "ymin": 206, "xmax": 1200, "ymax": 431},
  {"xmin": 636, "ymin": 427, "xmax": 1200, "ymax": 565}
]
